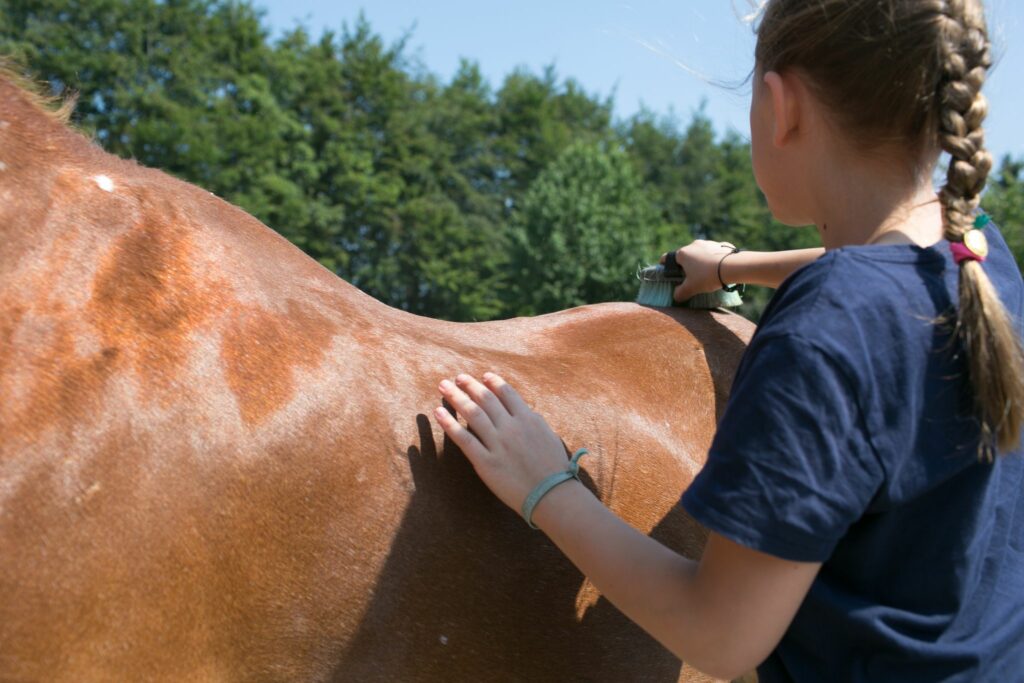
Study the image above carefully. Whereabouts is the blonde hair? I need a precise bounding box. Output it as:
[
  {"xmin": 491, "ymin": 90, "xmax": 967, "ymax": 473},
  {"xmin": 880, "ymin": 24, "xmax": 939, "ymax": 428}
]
[{"xmin": 755, "ymin": 0, "xmax": 1024, "ymax": 457}]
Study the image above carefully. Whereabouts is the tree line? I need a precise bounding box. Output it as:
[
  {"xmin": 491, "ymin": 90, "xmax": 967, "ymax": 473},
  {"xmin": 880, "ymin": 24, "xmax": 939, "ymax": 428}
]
[{"xmin": 2, "ymin": 0, "xmax": 1021, "ymax": 321}]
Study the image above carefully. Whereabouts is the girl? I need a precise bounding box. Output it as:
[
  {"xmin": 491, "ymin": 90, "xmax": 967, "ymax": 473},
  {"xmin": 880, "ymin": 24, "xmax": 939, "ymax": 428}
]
[{"xmin": 434, "ymin": 0, "xmax": 1024, "ymax": 679}]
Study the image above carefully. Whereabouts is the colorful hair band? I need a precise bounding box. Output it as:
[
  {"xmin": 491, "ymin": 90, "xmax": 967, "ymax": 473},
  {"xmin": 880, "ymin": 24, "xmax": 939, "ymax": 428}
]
[{"xmin": 950, "ymin": 214, "xmax": 990, "ymax": 264}]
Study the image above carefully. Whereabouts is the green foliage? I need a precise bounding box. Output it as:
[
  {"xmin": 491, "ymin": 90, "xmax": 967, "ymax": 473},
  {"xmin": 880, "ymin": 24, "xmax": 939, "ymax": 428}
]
[
  {"xmin": 494, "ymin": 67, "xmax": 613, "ymax": 206},
  {"xmin": 3, "ymin": 0, "xmax": 945, "ymax": 323},
  {"xmin": 507, "ymin": 141, "xmax": 659, "ymax": 316},
  {"xmin": 984, "ymin": 157, "xmax": 1024, "ymax": 268}
]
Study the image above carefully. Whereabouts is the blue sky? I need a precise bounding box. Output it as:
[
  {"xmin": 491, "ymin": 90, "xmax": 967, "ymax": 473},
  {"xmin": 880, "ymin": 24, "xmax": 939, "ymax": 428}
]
[{"xmin": 255, "ymin": 0, "xmax": 1022, "ymax": 163}]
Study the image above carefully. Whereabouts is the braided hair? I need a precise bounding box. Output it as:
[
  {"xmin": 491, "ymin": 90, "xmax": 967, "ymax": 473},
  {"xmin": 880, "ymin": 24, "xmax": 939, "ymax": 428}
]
[
  {"xmin": 932, "ymin": 0, "xmax": 1024, "ymax": 457},
  {"xmin": 754, "ymin": 0, "xmax": 1024, "ymax": 457}
]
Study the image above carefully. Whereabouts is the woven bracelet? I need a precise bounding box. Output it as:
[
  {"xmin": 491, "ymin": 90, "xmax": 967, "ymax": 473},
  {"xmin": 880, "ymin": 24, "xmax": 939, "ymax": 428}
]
[{"xmin": 521, "ymin": 448, "xmax": 590, "ymax": 530}]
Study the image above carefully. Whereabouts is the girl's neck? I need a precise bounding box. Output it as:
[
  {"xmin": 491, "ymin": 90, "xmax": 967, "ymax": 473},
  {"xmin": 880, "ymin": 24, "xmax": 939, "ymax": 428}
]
[{"xmin": 810, "ymin": 152, "xmax": 943, "ymax": 251}]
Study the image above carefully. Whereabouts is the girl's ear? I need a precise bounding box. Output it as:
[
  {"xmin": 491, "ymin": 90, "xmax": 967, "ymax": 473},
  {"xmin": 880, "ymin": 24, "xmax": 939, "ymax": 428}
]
[{"xmin": 763, "ymin": 70, "xmax": 801, "ymax": 147}]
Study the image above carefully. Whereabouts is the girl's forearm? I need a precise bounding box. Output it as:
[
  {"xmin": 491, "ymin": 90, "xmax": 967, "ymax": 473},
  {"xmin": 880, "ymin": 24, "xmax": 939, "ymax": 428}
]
[
  {"xmin": 722, "ymin": 248, "xmax": 824, "ymax": 289},
  {"xmin": 530, "ymin": 481, "xmax": 730, "ymax": 677},
  {"xmin": 530, "ymin": 479, "xmax": 815, "ymax": 680}
]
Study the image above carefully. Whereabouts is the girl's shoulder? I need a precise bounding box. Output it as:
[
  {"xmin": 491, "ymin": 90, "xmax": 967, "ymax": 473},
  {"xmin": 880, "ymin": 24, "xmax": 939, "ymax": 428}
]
[
  {"xmin": 757, "ymin": 243, "xmax": 943, "ymax": 344},
  {"xmin": 753, "ymin": 222, "xmax": 1023, "ymax": 404},
  {"xmin": 762, "ymin": 221, "xmax": 1022, "ymax": 346}
]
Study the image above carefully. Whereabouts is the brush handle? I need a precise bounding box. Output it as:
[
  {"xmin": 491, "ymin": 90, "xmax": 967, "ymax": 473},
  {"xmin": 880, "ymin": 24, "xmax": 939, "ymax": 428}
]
[{"xmin": 663, "ymin": 251, "xmax": 685, "ymax": 279}]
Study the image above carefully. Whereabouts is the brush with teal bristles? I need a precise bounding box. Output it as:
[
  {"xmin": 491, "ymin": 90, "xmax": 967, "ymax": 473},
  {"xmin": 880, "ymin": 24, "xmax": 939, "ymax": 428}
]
[{"xmin": 636, "ymin": 251, "xmax": 744, "ymax": 309}]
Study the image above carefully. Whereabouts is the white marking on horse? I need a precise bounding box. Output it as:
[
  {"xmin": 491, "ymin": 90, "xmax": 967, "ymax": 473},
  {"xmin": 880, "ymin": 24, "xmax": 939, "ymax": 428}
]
[
  {"xmin": 94, "ymin": 175, "xmax": 115, "ymax": 192},
  {"xmin": 439, "ymin": 635, "xmax": 448, "ymax": 645},
  {"xmin": 76, "ymin": 482, "xmax": 102, "ymax": 505},
  {"xmin": 0, "ymin": 161, "xmax": 7, "ymax": 172}
]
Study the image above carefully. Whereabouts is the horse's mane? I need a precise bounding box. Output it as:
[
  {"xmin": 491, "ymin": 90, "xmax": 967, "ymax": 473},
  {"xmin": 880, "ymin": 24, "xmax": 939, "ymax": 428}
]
[{"xmin": 0, "ymin": 58, "xmax": 77, "ymax": 125}]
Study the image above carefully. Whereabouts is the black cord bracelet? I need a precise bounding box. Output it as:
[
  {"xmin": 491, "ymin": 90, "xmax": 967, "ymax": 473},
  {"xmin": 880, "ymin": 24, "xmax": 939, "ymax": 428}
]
[{"xmin": 717, "ymin": 247, "xmax": 744, "ymax": 293}]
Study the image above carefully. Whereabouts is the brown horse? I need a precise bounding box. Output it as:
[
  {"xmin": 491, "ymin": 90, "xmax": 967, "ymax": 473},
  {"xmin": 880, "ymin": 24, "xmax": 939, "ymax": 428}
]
[{"xmin": 0, "ymin": 71, "xmax": 754, "ymax": 681}]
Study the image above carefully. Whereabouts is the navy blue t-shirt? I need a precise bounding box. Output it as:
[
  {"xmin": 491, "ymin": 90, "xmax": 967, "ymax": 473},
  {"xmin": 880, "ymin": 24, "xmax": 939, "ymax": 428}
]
[{"xmin": 681, "ymin": 222, "xmax": 1024, "ymax": 682}]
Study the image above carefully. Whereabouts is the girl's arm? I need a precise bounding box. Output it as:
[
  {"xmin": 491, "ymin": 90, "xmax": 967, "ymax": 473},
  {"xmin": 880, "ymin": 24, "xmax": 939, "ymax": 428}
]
[
  {"xmin": 531, "ymin": 479, "xmax": 820, "ymax": 679},
  {"xmin": 434, "ymin": 373, "xmax": 821, "ymax": 681},
  {"xmin": 667, "ymin": 241, "xmax": 824, "ymax": 302},
  {"xmin": 719, "ymin": 247, "xmax": 825, "ymax": 288}
]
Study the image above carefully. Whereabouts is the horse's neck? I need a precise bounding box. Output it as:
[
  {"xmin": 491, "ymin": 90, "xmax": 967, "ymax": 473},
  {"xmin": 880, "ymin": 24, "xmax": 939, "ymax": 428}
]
[
  {"xmin": 0, "ymin": 71, "xmax": 430, "ymax": 428},
  {"xmin": 0, "ymin": 71, "xmax": 392, "ymax": 323},
  {"xmin": 0, "ymin": 77, "xmax": 79, "ymax": 266}
]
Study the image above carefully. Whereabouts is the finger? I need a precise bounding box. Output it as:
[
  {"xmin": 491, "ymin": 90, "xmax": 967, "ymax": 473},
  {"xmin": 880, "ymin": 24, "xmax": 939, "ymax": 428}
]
[
  {"xmin": 673, "ymin": 281, "xmax": 696, "ymax": 303},
  {"xmin": 433, "ymin": 405, "xmax": 489, "ymax": 464},
  {"xmin": 455, "ymin": 373, "xmax": 510, "ymax": 426},
  {"xmin": 480, "ymin": 373, "xmax": 530, "ymax": 417},
  {"xmin": 439, "ymin": 379, "xmax": 498, "ymax": 447}
]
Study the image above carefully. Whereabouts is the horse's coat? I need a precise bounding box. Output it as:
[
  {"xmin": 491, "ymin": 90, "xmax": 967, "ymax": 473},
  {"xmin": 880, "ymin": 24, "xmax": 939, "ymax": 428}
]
[{"xmin": 0, "ymin": 72, "xmax": 754, "ymax": 681}]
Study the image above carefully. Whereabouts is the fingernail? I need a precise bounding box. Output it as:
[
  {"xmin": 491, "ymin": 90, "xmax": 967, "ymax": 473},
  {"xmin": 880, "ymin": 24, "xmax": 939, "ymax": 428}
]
[
  {"xmin": 482, "ymin": 372, "xmax": 494, "ymax": 380},
  {"xmin": 456, "ymin": 373, "xmax": 469, "ymax": 384},
  {"xmin": 439, "ymin": 379, "xmax": 452, "ymax": 390}
]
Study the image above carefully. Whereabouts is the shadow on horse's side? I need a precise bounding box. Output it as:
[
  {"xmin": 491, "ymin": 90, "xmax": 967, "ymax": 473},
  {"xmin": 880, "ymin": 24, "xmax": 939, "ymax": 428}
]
[{"xmin": 0, "ymin": 70, "xmax": 754, "ymax": 682}]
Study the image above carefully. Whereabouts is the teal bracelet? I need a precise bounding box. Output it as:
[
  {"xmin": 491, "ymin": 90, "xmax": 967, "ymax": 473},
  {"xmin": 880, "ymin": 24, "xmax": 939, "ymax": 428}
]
[{"xmin": 521, "ymin": 448, "xmax": 590, "ymax": 530}]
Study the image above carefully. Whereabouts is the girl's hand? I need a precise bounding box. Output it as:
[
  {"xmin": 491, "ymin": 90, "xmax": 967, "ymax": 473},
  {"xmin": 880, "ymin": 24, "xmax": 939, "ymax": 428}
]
[
  {"xmin": 661, "ymin": 239, "xmax": 737, "ymax": 302},
  {"xmin": 434, "ymin": 372, "xmax": 571, "ymax": 514}
]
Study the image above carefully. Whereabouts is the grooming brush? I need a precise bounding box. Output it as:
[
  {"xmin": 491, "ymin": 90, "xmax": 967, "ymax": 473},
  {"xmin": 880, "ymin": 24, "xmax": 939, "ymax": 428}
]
[{"xmin": 636, "ymin": 251, "xmax": 743, "ymax": 309}]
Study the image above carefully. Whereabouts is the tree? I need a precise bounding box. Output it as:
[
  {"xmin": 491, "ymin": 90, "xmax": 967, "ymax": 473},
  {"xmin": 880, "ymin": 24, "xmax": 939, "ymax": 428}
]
[
  {"xmin": 494, "ymin": 67, "xmax": 613, "ymax": 214},
  {"xmin": 984, "ymin": 156, "xmax": 1024, "ymax": 269},
  {"xmin": 507, "ymin": 141, "xmax": 660, "ymax": 316}
]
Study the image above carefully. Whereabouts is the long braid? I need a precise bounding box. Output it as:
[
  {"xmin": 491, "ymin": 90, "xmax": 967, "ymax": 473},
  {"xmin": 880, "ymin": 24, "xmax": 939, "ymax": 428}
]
[
  {"xmin": 755, "ymin": 0, "xmax": 1024, "ymax": 456},
  {"xmin": 936, "ymin": 0, "xmax": 1024, "ymax": 457},
  {"xmin": 936, "ymin": 0, "xmax": 991, "ymax": 236}
]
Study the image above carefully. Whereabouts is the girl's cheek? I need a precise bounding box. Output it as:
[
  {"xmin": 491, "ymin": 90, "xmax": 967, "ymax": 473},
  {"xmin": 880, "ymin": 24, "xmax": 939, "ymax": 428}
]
[{"xmin": 750, "ymin": 137, "xmax": 776, "ymax": 204}]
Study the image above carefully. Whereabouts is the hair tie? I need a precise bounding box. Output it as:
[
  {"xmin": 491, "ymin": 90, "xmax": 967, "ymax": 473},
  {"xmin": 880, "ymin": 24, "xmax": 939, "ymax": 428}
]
[
  {"xmin": 950, "ymin": 215, "xmax": 991, "ymax": 264},
  {"xmin": 717, "ymin": 246, "xmax": 744, "ymax": 293},
  {"xmin": 521, "ymin": 448, "xmax": 589, "ymax": 529}
]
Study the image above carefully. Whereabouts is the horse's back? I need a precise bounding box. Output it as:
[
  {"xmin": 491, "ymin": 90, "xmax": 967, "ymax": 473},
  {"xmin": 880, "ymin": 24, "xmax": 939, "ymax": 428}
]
[
  {"xmin": 0, "ymin": 73, "xmax": 753, "ymax": 682},
  {"xmin": 334, "ymin": 303, "xmax": 751, "ymax": 682}
]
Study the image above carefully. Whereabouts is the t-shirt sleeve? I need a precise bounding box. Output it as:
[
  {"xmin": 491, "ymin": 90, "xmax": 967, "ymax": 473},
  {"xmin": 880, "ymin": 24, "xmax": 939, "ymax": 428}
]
[{"xmin": 681, "ymin": 333, "xmax": 884, "ymax": 563}]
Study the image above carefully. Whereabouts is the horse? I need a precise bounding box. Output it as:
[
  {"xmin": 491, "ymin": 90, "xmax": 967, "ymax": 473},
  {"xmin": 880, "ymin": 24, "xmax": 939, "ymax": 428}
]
[{"xmin": 0, "ymin": 70, "xmax": 754, "ymax": 682}]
